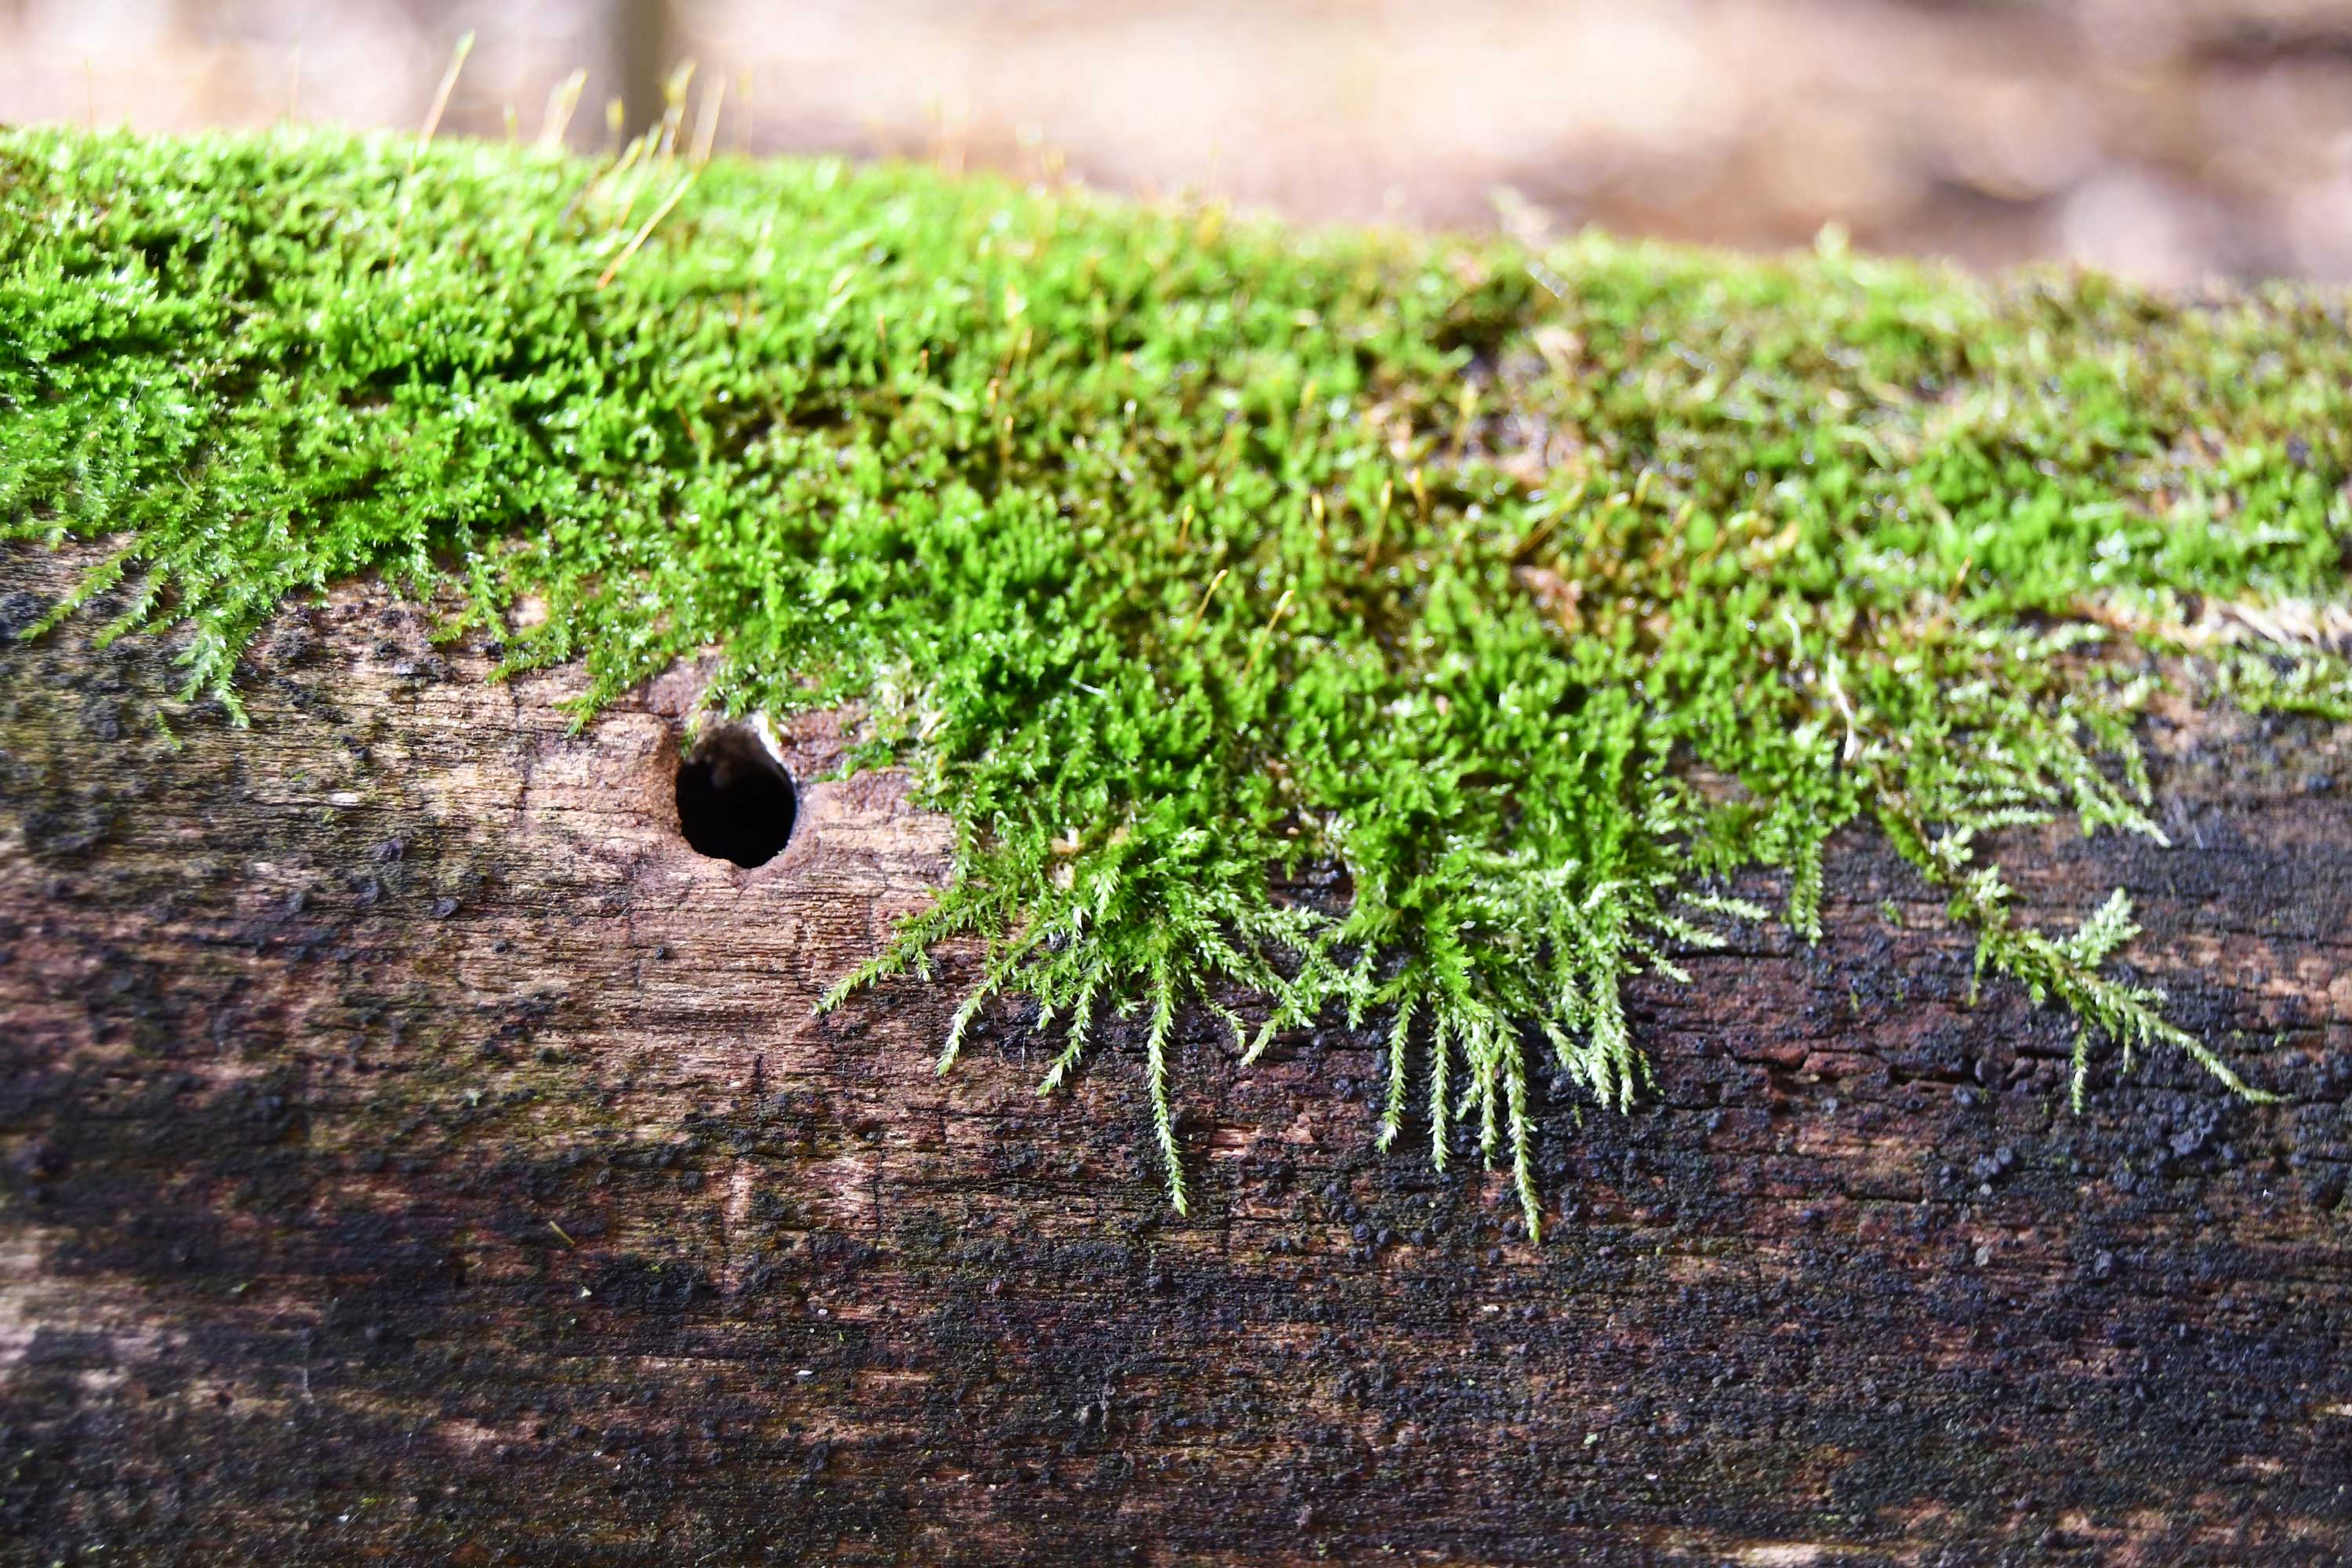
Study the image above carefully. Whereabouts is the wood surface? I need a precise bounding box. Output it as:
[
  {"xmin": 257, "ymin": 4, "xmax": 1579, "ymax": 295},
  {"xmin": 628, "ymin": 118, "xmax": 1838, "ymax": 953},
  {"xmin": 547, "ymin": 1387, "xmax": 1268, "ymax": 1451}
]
[{"xmin": 2, "ymin": 545, "xmax": 2349, "ymax": 1566}]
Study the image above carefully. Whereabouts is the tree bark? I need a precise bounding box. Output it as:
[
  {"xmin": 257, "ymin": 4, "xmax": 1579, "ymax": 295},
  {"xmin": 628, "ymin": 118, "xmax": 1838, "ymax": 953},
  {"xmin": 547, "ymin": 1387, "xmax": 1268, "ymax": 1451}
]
[{"xmin": 2, "ymin": 544, "xmax": 2349, "ymax": 1566}]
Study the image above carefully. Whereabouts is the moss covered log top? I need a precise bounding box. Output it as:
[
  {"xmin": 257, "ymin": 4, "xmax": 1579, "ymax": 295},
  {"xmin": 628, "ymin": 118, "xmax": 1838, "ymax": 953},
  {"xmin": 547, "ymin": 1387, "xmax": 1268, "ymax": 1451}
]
[{"xmin": 5, "ymin": 127, "xmax": 2350, "ymax": 1232}]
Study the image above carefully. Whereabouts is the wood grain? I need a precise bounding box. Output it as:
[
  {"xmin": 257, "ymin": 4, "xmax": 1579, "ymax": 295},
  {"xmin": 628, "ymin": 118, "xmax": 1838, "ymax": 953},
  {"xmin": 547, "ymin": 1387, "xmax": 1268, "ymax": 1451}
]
[{"xmin": 2, "ymin": 546, "xmax": 2349, "ymax": 1566}]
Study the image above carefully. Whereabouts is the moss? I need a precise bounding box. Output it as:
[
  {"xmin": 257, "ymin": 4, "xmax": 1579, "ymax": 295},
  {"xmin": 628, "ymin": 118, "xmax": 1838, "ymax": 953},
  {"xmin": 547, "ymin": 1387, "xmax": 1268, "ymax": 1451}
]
[{"xmin": 4, "ymin": 127, "xmax": 2349, "ymax": 1233}]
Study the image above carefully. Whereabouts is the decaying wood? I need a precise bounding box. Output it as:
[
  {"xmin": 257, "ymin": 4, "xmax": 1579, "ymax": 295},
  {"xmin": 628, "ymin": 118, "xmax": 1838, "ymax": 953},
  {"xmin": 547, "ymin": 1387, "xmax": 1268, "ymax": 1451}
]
[{"xmin": 2, "ymin": 544, "xmax": 2349, "ymax": 1566}]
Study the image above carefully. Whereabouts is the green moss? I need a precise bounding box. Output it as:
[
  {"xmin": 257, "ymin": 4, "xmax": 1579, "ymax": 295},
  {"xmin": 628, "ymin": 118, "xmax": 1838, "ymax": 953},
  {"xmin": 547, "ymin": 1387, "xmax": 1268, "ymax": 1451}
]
[{"xmin": 5, "ymin": 127, "xmax": 2349, "ymax": 1234}]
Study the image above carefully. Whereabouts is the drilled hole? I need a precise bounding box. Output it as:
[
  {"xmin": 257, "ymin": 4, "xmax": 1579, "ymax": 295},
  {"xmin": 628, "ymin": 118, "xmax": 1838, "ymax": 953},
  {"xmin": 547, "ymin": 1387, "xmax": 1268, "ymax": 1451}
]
[{"xmin": 675, "ymin": 724, "xmax": 797, "ymax": 868}]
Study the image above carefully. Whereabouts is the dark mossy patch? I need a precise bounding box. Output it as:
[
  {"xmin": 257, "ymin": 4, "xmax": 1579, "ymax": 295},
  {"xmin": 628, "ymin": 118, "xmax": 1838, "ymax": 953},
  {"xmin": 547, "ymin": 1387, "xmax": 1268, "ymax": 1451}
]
[{"xmin": 4, "ymin": 126, "xmax": 2349, "ymax": 1230}]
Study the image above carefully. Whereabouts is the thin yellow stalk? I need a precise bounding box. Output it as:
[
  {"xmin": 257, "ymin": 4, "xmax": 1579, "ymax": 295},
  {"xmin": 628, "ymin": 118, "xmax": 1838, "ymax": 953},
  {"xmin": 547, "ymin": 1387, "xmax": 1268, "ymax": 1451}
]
[
  {"xmin": 1181, "ymin": 568, "xmax": 1228, "ymax": 642},
  {"xmin": 412, "ymin": 31, "xmax": 475, "ymax": 168},
  {"xmin": 598, "ymin": 172, "xmax": 696, "ymax": 289},
  {"xmin": 1241, "ymin": 587, "xmax": 1295, "ymax": 677},
  {"xmin": 689, "ymin": 77, "xmax": 727, "ymax": 165},
  {"xmin": 539, "ymin": 68, "xmax": 588, "ymax": 149}
]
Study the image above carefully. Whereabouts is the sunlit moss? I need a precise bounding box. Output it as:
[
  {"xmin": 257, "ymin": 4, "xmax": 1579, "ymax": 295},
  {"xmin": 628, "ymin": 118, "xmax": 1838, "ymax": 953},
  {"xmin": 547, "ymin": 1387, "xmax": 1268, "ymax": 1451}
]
[{"xmin": 5, "ymin": 127, "xmax": 2348, "ymax": 1234}]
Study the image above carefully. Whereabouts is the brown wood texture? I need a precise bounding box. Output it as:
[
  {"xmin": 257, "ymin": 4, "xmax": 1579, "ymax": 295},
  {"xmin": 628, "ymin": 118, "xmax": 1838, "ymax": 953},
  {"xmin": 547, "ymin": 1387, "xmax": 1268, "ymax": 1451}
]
[{"xmin": 2, "ymin": 544, "xmax": 2350, "ymax": 1566}]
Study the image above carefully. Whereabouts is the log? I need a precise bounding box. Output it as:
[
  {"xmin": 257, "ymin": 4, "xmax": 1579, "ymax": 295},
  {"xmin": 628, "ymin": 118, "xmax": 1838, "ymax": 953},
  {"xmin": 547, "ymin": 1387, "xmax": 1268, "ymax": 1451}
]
[{"xmin": 3, "ymin": 543, "xmax": 2350, "ymax": 1566}]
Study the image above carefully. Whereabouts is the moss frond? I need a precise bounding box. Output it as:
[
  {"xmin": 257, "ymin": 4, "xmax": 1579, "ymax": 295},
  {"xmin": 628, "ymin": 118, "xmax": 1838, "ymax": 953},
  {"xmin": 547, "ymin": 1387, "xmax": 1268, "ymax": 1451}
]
[{"xmin": 5, "ymin": 127, "xmax": 2343, "ymax": 1232}]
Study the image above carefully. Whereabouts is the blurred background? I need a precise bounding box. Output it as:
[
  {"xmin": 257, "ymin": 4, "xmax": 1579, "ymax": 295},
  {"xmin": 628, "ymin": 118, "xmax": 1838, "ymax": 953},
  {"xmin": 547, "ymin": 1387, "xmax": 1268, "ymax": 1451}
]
[{"xmin": 7, "ymin": 0, "xmax": 2352, "ymax": 283}]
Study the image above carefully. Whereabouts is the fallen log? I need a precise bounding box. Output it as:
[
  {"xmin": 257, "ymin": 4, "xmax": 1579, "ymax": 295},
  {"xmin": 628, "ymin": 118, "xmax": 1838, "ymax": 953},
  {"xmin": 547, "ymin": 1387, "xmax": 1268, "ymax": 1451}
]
[
  {"xmin": 3, "ymin": 545, "xmax": 2350, "ymax": 1564},
  {"xmin": 6, "ymin": 124, "xmax": 2352, "ymax": 1566}
]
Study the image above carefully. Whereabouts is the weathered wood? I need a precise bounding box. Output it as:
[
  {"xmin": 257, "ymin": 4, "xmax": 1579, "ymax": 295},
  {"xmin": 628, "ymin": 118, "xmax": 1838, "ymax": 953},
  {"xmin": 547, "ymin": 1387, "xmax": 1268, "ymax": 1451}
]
[{"xmin": 2, "ymin": 544, "xmax": 2349, "ymax": 1566}]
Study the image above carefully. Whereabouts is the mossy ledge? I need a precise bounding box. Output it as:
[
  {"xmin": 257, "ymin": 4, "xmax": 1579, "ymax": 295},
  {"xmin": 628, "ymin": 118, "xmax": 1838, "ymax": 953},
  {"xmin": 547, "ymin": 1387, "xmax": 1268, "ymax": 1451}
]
[{"xmin": 5, "ymin": 127, "xmax": 2348, "ymax": 1234}]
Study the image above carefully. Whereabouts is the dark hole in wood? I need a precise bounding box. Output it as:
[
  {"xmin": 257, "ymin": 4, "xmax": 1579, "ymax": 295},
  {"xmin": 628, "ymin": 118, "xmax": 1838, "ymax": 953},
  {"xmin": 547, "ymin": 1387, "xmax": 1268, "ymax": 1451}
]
[{"xmin": 675, "ymin": 724, "xmax": 796, "ymax": 868}]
